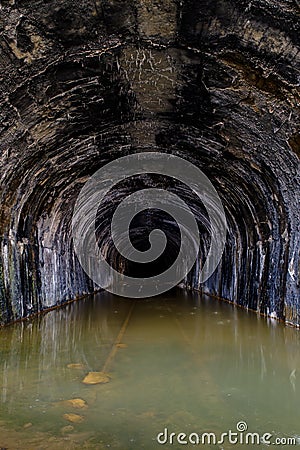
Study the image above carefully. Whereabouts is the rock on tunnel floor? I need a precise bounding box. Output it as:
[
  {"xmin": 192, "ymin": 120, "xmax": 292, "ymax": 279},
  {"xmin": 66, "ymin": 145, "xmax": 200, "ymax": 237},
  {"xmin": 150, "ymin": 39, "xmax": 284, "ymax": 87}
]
[{"xmin": 0, "ymin": 0, "xmax": 299, "ymax": 326}]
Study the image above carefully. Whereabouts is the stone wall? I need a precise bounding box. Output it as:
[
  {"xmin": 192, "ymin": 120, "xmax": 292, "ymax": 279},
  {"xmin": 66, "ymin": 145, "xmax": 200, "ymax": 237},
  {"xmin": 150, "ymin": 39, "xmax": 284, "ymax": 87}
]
[{"xmin": 0, "ymin": 0, "xmax": 299, "ymax": 325}]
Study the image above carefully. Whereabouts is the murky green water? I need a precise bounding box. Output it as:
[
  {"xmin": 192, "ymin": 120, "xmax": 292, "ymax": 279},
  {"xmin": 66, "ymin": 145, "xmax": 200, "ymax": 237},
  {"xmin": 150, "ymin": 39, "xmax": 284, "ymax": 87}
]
[{"xmin": 0, "ymin": 290, "xmax": 299, "ymax": 449}]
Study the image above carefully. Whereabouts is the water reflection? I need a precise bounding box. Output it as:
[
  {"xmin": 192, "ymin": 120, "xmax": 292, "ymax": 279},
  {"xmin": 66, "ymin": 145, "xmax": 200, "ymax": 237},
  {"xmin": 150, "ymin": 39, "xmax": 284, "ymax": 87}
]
[{"xmin": 0, "ymin": 290, "xmax": 299, "ymax": 448}]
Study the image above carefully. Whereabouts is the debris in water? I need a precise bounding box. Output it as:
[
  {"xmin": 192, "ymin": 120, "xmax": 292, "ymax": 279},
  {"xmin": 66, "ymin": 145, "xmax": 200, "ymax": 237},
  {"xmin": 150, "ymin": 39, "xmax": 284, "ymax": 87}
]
[
  {"xmin": 67, "ymin": 363, "xmax": 85, "ymax": 369},
  {"xmin": 116, "ymin": 343, "xmax": 128, "ymax": 349}
]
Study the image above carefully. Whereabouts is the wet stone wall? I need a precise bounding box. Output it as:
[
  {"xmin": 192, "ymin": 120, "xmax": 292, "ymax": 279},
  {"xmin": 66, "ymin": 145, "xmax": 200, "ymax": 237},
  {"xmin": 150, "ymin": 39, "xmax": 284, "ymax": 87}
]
[{"xmin": 0, "ymin": 0, "xmax": 299, "ymax": 325}]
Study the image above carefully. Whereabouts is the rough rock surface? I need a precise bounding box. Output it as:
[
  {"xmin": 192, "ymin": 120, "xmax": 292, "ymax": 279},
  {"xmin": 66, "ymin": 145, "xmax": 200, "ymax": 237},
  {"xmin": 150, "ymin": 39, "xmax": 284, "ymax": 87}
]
[{"xmin": 0, "ymin": 1, "xmax": 299, "ymax": 325}]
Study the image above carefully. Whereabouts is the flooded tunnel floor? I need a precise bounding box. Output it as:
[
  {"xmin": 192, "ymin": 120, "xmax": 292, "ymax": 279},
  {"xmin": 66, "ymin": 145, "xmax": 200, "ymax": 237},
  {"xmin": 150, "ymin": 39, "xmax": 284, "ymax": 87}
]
[{"xmin": 0, "ymin": 290, "xmax": 300, "ymax": 449}]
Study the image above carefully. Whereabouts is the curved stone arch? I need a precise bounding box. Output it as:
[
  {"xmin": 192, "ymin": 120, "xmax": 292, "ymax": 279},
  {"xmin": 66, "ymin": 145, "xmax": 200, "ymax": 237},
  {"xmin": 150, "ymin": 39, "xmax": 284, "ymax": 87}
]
[{"xmin": 0, "ymin": 0, "xmax": 299, "ymax": 325}]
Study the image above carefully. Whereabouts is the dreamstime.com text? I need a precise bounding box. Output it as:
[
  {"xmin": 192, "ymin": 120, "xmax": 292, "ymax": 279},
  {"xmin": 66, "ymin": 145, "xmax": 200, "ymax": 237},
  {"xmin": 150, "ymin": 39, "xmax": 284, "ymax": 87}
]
[{"xmin": 156, "ymin": 421, "xmax": 299, "ymax": 446}]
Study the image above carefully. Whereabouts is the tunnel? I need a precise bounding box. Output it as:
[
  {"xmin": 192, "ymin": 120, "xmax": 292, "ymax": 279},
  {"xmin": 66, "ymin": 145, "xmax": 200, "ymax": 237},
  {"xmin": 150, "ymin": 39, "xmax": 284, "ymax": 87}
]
[{"xmin": 0, "ymin": 0, "xmax": 299, "ymax": 326}]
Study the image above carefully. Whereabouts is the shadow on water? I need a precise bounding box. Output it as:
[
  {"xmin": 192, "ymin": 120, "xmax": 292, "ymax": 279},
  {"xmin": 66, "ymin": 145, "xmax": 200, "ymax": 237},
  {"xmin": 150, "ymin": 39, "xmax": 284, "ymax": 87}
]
[{"xmin": 0, "ymin": 289, "xmax": 299, "ymax": 448}]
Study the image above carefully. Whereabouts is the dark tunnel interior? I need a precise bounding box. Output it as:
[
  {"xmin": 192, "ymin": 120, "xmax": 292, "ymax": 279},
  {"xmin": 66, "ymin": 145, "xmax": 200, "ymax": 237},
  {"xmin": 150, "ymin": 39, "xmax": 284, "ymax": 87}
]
[{"xmin": 0, "ymin": 0, "xmax": 299, "ymax": 326}]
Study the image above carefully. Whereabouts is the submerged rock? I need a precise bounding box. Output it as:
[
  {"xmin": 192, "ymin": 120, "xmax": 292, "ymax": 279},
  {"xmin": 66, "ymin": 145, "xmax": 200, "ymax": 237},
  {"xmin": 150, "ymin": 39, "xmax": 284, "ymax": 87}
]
[
  {"xmin": 82, "ymin": 372, "xmax": 111, "ymax": 385},
  {"xmin": 63, "ymin": 413, "xmax": 84, "ymax": 424},
  {"xmin": 64, "ymin": 398, "xmax": 88, "ymax": 409},
  {"xmin": 61, "ymin": 425, "xmax": 74, "ymax": 434}
]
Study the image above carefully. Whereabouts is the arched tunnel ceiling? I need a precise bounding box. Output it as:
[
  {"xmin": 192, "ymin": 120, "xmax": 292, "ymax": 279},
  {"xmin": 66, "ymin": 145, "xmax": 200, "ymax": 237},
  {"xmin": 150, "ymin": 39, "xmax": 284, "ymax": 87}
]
[{"xmin": 0, "ymin": 0, "xmax": 299, "ymax": 325}]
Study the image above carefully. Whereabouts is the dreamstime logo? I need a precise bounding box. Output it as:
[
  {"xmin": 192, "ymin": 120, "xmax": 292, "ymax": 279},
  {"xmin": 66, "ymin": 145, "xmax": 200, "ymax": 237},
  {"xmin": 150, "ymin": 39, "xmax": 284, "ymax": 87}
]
[
  {"xmin": 72, "ymin": 152, "xmax": 227, "ymax": 298},
  {"xmin": 156, "ymin": 421, "xmax": 298, "ymax": 446}
]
